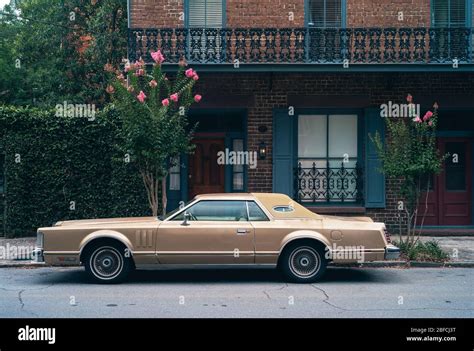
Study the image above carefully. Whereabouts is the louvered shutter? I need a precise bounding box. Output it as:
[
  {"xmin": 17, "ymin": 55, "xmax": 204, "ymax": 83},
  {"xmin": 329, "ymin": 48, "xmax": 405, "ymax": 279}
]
[
  {"xmin": 432, "ymin": 0, "xmax": 467, "ymax": 27},
  {"xmin": 308, "ymin": 0, "xmax": 342, "ymax": 27},
  {"xmin": 188, "ymin": 0, "xmax": 223, "ymax": 28}
]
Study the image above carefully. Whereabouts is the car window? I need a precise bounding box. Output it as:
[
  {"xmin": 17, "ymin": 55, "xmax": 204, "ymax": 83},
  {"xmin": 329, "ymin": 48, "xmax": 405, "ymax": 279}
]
[
  {"xmin": 247, "ymin": 201, "xmax": 269, "ymax": 221},
  {"xmin": 173, "ymin": 200, "xmax": 248, "ymax": 221},
  {"xmin": 273, "ymin": 205, "xmax": 294, "ymax": 213}
]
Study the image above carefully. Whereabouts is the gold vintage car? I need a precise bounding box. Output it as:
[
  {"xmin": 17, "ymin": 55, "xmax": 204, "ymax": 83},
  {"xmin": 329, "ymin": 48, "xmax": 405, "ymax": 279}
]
[{"xmin": 34, "ymin": 193, "xmax": 400, "ymax": 283}]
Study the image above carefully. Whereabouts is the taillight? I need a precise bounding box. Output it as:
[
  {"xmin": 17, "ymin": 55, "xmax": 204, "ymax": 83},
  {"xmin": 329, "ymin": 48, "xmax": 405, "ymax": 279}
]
[{"xmin": 383, "ymin": 228, "xmax": 392, "ymax": 243}]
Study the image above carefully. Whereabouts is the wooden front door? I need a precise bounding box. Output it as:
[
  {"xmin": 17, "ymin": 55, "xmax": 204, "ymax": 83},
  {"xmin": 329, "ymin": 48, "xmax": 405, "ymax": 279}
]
[
  {"xmin": 420, "ymin": 138, "xmax": 472, "ymax": 225},
  {"xmin": 188, "ymin": 138, "xmax": 225, "ymax": 199}
]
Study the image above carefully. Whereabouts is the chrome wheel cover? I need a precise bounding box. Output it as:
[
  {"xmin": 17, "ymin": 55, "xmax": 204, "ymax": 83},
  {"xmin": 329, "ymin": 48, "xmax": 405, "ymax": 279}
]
[
  {"xmin": 90, "ymin": 247, "xmax": 123, "ymax": 280},
  {"xmin": 289, "ymin": 246, "xmax": 321, "ymax": 278}
]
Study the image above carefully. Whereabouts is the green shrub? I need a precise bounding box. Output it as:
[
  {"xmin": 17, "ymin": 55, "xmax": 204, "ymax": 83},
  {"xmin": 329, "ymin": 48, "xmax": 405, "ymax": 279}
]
[
  {"xmin": 0, "ymin": 105, "xmax": 150, "ymax": 237},
  {"xmin": 395, "ymin": 240, "xmax": 449, "ymax": 262}
]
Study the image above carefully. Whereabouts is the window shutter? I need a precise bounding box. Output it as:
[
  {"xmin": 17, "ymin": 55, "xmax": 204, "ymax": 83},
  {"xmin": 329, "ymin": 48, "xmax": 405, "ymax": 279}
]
[
  {"xmin": 364, "ymin": 108, "xmax": 386, "ymax": 208},
  {"xmin": 432, "ymin": 0, "xmax": 467, "ymax": 27},
  {"xmin": 308, "ymin": 0, "xmax": 342, "ymax": 27},
  {"xmin": 450, "ymin": 0, "xmax": 466, "ymax": 27},
  {"xmin": 273, "ymin": 110, "xmax": 295, "ymax": 197},
  {"xmin": 206, "ymin": 0, "xmax": 224, "ymax": 28},
  {"xmin": 188, "ymin": 0, "xmax": 223, "ymax": 28}
]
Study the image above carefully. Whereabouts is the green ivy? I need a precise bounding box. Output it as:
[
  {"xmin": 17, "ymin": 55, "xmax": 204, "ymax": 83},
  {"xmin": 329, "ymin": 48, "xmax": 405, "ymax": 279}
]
[{"xmin": 0, "ymin": 105, "xmax": 150, "ymax": 237}]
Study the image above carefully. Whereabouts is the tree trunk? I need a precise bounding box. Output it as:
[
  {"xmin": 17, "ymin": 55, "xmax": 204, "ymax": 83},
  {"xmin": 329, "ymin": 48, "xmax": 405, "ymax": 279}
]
[{"xmin": 161, "ymin": 176, "xmax": 167, "ymax": 217}]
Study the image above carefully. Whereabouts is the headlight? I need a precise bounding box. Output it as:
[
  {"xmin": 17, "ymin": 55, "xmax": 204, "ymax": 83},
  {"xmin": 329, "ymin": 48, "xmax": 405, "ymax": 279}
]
[{"xmin": 36, "ymin": 231, "xmax": 44, "ymax": 248}]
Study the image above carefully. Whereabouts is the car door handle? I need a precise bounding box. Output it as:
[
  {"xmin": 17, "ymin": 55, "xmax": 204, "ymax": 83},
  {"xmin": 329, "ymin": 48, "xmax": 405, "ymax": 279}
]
[{"xmin": 236, "ymin": 229, "xmax": 249, "ymax": 235}]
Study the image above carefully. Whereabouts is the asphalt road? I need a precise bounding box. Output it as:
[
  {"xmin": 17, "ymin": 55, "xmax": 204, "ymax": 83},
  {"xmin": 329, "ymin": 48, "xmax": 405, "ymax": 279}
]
[{"xmin": 0, "ymin": 266, "xmax": 472, "ymax": 318}]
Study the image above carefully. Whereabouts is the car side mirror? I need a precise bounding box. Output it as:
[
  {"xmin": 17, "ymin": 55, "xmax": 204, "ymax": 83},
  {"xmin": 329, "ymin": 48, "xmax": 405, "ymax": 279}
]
[{"xmin": 181, "ymin": 211, "xmax": 191, "ymax": 226}]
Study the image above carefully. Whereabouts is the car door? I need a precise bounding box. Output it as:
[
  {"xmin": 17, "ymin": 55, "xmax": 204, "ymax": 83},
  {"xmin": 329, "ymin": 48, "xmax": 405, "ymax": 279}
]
[{"xmin": 156, "ymin": 200, "xmax": 255, "ymax": 264}]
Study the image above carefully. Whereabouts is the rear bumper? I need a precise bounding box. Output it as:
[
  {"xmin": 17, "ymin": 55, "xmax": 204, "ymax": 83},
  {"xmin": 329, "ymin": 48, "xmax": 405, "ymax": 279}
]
[
  {"xmin": 32, "ymin": 248, "xmax": 44, "ymax": 263},
  {"xmin": 384, "ymin": 244, "xmax": 400, "ymax": 260}
]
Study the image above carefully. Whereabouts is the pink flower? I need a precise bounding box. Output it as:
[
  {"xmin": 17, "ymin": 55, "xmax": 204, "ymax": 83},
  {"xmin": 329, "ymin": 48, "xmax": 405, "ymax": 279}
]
[
  {"xmin": 135, "ymin": 59, "xmax": 145, "ymax": 68},
  {"xmin": 428, "ymin": 121, "xmax": 433, "ymax": 126},
  {"xmin": 170, "ymin": 93, "xmax": 179, "ymax": 102},
  {"xmin": 149, "ymin": 79, "xmax": 157, "ymax": 88},
  {"xmin": 185, "ymin": 68, "xmax": 194, "ymax": 78},
  {"xmin": 137, "ymin": 90, "xmax": 146, "ymax": 103},
  {"xmin": 194, "ymin": 94, "xmax": 202, "ymax": 103},
  {"xmin": 134, "ymin": 69, "xmax": 145, "ymax": 76},
  {"xmin": 413, "ymin": 116, "xmax": 422, "ymax": 123},
  {"xmin": 150, "ymin": 50, "xmax": 165, "ymax": 64},
  {"xmin": 161, "ymin": 98, "xmax": 170, "ymax": 106},
  {"xmin": 433, "ymin": 102, "xmax": 439, "ymax": 110},
  {"xmin": 116, "ymin": 73, "xmax": 125, "ymax": 81},
  {"xmin": 406, "ymin": 94, "xmax": 413, "ymax": 103},
  {"xmin": 423, "ymin": 111, "xmax": 433, "ymax": 121},
  {"xmin": 193, "ymin": 73, "xmax": 199, "ymax": 81}
]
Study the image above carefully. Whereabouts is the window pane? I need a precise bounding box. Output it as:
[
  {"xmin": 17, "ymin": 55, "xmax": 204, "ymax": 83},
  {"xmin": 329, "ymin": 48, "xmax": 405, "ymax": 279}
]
[
  {"xmin": 169, "ymin": 156, "xmax": 180, "ymax": 190},
  {"xmin": 169, "ymin": 174, "xmax": 180, "ymax": 191},
  {"xmin": 233, "ymin": 139, "xmax": 244, "ymax": 173},
  {"xmin": 247, "ymin": 201, "xmax": 269, "ymax": 221},
  {"xmin": 328, "ymin": 114, "xmax": 357, "ymax": 158},
  {"xmin": 309, "ymin": 0, "xmax": 342, "ymax": 27},
  {"xmin": 233, "ymin": 173, "xmax": 244, "ymax": 191},
  {"xmin": 298, "ymin": 115, "xmax": 327, "ymax": 158},
  {"xmin": 189, "ymin": 0, "xmax": 223, "ymax": 28},
  {"xmin": 189, "ymin": 0, "xmax": 206, "ymax": 27},
  {"xmin": 186, "ymin": 200, "xmax": 248, "ymax": 221}
]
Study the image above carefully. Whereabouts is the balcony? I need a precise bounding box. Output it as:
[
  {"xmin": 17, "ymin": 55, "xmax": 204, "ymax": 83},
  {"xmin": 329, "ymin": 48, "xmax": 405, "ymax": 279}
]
[
  {"xmin": 128, "ymin": 27, "xmax": 474, "ymax": 72},
  {"xmin": 294, "ymin": 162, "xmax": 363, "ymax": 205}
]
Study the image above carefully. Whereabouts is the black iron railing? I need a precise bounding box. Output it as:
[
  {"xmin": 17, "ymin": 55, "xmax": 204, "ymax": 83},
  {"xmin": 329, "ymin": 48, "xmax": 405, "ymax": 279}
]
[
  {"xmin": 128, "ymin": 27, "xmax": 473, "ymax": 65},
  {"xmin": 294, "ymin": 162, "xmax": 363, "ymax": 204}
]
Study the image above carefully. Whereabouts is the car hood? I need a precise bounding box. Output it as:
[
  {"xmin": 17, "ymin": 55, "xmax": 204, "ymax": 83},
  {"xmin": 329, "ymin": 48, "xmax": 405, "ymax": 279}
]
[{"xmin": 53, "ymin": 217, "xmax": 158, "ymax": 227}]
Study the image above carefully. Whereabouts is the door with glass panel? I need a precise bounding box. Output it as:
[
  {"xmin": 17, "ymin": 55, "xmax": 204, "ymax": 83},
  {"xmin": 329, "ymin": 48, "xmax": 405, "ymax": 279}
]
[
  {"xmin": 157, "ymin": 200, "xmax": 254, "ymax": 264},
  {"xmin": 420, "ymin": 138, "xmax": 472, "ymax": 225},
  {"xmin": 297, "ymin": 114, "xmax": 360, "ymax": 204}
]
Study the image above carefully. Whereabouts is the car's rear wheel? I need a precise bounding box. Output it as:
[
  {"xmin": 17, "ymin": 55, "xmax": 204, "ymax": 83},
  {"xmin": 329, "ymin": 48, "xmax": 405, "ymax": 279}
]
[
  {"xmin": 84, "ymin": 242, "xmax": 131, "ymax": 284},
  {"xmin": 280, "ymin": 242, "xmax": 327, "ymax": 283}
]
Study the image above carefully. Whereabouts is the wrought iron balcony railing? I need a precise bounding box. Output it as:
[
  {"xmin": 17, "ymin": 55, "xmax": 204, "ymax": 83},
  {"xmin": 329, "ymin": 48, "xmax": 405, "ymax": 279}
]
[
  {"xmin": 294, "ymin": 162, "xmax": 363, "ymax": 204},
  {"xmin": 128, "ymin": 27, "xmax": 473, "ymax": 65}
]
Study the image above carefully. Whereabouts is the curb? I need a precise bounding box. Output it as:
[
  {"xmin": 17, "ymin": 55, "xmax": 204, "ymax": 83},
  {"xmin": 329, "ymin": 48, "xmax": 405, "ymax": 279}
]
[
  {"xmin": 332, "ymin": 261, "xmax": 474, "ymax": 268},
  {"xmin": 2, "ymin": 261, "xmax": 474, "ymax": 268}
]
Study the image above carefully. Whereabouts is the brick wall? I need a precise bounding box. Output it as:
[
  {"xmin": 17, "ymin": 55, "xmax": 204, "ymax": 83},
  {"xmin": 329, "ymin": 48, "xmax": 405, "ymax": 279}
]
[
  {"xmin": 346, "ymin": 0, "xmax": 430, "ymax": 27},
  {"xmin": 226, "ymin": 0, "xmax": 305, "ymax": 27},
  {"xmin": 130, "ymin": 0, "xmax": 434, "ymax": 29},
  {"xmin": 192, "ymin": 71, "xmax": 474, "ymax": 229},
  {"xmin": 130, "ymin": 0, "xmax": 184, "ymax": 28}
]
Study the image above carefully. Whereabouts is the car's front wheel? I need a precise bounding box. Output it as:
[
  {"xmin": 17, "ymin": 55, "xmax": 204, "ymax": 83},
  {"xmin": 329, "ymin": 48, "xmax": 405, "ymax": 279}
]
[
  {"xmin": 84, "ymin": 242, "xmax": 132, "ymax": 284},
  {"xmin": 280, "ymin": 242, "xmax": 327, "ymax": 283}
]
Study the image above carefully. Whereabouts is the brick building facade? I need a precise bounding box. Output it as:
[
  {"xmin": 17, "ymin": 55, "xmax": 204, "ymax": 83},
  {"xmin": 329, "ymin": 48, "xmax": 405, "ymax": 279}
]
[{"xmin": 128, "ymin": 0, "xmax": 474, "ymax": 232}]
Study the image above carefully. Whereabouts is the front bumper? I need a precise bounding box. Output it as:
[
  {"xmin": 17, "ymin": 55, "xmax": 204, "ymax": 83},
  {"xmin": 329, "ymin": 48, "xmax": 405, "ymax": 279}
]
[
  {"xmin": 384, "ymin": 244, "xmax": 400, "ymax": 260},
  {"xmin": 32, "ymin": 248, "xmax": 44, "ymax": 263}
]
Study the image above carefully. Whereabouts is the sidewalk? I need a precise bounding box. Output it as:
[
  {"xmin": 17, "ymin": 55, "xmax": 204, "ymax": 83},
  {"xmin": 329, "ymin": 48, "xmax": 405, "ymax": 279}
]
[{"xmin": 0, "ymin": 236, "xmax": 473, "ymax": 267}]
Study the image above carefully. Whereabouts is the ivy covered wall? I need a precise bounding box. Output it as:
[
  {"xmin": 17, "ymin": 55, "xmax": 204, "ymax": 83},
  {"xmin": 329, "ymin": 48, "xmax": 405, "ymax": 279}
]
[{"xmin": 0, "ymin": 106, "xmax": 150, "ymax": 237}]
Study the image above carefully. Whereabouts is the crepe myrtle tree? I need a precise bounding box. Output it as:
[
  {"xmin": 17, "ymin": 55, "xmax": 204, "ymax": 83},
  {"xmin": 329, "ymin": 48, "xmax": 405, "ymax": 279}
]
[
  {"xmin": 371, "ymin": 94, "xmax": 447, "ymax": 246},
  {"xmin": 107, "ymin": 51, "xmax": 202, "ymax": 217}
]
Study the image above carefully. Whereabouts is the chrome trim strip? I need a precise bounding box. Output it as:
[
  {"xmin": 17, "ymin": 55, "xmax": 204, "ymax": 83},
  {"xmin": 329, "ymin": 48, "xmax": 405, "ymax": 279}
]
[
  {"xmin": 136, "ymin": 263, "xmax": 277, "ymax": 269},
  {"xmin": 157, "ymin": 251, "xmax": 254, "ymax": 255},
  {"xmin": 44, "ymin": 251, "xmax": 80, "ymax": 255}
]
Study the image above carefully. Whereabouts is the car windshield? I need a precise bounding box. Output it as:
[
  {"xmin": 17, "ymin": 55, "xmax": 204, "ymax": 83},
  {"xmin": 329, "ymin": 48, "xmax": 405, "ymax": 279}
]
[{"xmin": 163, "ymin": 200, "xmax": 194, "ymax": 220}]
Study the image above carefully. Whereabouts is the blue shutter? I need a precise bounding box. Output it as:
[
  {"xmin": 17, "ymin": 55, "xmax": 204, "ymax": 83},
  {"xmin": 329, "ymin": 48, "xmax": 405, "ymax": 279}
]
[
  {"xmin": 365, "ymin": 108, "xmax": 385, "ymax": 208},
  {"xmin": 272, "ymin": 109, "xmax": 295, "ymax": 197}
]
